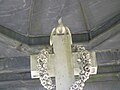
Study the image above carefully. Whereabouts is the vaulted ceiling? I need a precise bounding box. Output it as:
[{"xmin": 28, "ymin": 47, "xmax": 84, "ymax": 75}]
[{"xmin": 0, "ymin": 0, "xmax": 120, "ymax": 90}]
